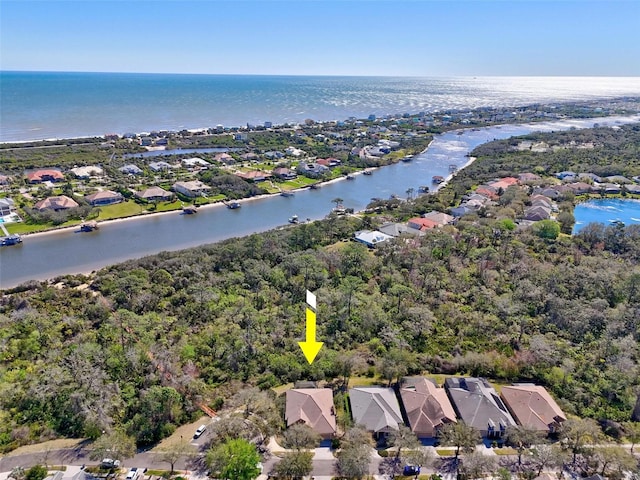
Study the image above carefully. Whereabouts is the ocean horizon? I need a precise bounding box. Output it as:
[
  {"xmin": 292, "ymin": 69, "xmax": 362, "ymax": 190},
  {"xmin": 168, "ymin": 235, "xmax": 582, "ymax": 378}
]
[{"xmin": 2, "ymin": 71, "xmax": 640, "ymax": 143}]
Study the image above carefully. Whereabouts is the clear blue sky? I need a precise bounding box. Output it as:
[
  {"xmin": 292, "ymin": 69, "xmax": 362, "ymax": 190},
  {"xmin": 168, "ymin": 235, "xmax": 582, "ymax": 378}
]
[{"xmin": 1, "ymin": 0, "xmax": 639, "ymax": 76}]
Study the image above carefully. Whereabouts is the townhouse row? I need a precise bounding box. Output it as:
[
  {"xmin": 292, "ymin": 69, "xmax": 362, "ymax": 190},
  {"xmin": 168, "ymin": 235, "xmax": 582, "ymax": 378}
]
[{"xmin": 285, "ymin": 377, "xmax": 566, "ymax": 441}]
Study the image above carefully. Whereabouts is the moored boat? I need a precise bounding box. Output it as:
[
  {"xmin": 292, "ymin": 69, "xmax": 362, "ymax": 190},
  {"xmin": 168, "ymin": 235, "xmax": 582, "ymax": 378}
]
[
  {"xmin": 288, "ymin": 215, "xmax": 299, "ymax": 224},
  {"xmin": 0, "ymin": 234, "xmax": 22, "ymax": 246},
  {"xmin": 183, "ymin": 205, "xmax": 198, "ymax": 214},
  {"xmin": 281, "ymin": 191, "xmax": 295, "ymax": 197},
  {"xmin": 80, "ymin": 220, "xmax": 99, "ymax": 232},
  {"xmin": 401, "ymin": 155, "xmax": 413, "ymax": 162},
  {"xmin": 432, "ymin": 175, "xmax": 445, "ymax": 184},
  {"xmin": 309, "ymin": 183, "xmax": 320, "ymax": 189},
  {"xmin": 363, "ymin": 169, "xmax": 373, "ymax": 175},
  {"xmin": 346, "ymin": 174, "xmax": 355, "ymax": 180},
  {"xmin": 226, "ymin": 201, "xmax": 241, "ymax": 209}
]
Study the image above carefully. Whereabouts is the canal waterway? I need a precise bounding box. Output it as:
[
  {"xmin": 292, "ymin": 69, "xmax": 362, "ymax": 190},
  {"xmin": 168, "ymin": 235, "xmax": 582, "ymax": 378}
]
[
  {"xmin": 1, "ymin": 114, "xmax": 639, "ymax": 289},
  {"xmin": 573, "ymin": 198, "xmax": 640, "ymax": 233}
]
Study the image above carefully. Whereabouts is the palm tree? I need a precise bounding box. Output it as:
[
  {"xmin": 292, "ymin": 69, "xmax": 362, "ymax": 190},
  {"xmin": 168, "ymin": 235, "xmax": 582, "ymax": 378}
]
[{"xmin": 332, "ymin": 197, "xmax": 344, "ymax": 208}]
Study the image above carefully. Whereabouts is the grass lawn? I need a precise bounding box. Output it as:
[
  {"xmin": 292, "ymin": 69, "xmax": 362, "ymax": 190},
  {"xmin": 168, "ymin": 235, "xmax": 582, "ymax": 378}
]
[
  {"xmin": 348, "ymin": 376, "xmax": 385, "ymax": 388},
  {"xmin": 435, "ymin": 448, "xmax": 457, "ymax": 456},
  {"xmin": 493, "ymin": 447, "xmax": 518, "ymax": 455},
  {"xmin": 153, "ymin": 200, "xmax": 184, "ymax": 212},
  {"xmin": 96, "ymin": 200, "xmax": 145, "ymax": 220},
  {"xmin": 5, "ymin": 219, "xmax": 81, "ymax": 235}
]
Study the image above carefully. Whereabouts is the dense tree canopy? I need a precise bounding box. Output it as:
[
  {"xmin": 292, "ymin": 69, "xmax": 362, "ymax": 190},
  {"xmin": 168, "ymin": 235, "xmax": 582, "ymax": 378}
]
[{"xmin": 1, "ymin": 125, "xmax": 640, "ymax": 454}]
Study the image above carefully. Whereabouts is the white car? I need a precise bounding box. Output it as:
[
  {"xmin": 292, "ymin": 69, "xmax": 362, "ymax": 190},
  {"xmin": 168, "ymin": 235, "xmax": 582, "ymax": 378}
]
[
  {"xmin": 100, "ymin": 459, "xmax": 120, "ymax": 469},
  {"xmin": 125, "ymin": 468, "xmax": 145, "ymax": 480},
  {"xmin": 193, "ymin": 424, "xmax": 207, "ymax": 439}
]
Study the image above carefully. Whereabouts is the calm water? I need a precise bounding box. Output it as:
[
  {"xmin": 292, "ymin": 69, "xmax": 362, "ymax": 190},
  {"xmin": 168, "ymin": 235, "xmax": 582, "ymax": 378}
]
[
  {"xmin": 573, "ymin": 198, "xmax": 640, "ymax": 233},
  {"xmin": 1, "ymin": 115, "xmax": 638, "ymax": 289},
  {"xmin": 2, "ymin": 72, "xmax": 640, "ymax": 142}
]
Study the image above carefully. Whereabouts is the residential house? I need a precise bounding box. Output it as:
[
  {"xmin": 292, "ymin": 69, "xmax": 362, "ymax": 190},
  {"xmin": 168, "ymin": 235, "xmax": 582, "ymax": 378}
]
[
  {"xmin": 475, "ymin": 186, "xmax": 499, "ymax": 201},
  {"xmin": 501, "ymin": 384, "xmax": 566, "ymax": 433},
  {"xmin": 298, "ymin": 163, "xmax": 329, "ymax": 178},
  {"xmin": 400, "ymin": 377, "xmax": 457, "ymax": 438},
  {"xmin": 27, "ymin": 169, "xmax": 65, "ymax": 183},
  {"xmin": 532, "ymin": 188, "xmax": 561, "ymax": 200},
  {"xmin": 70, "ymin": 166, "xmax": 104, "ymax": 178},
  {"xmin": 119, "ymin": 164, "xmax": 143, "ymax": 175},
  {"xmin": 181, "ymin": 157, "xmax": 211, "ymax": 169},
  {"xmin": 135, "ymin": 186, "xmax": 174, "ymax": 202},
  {"xmin": 445, "ymin": 377, "xmax": 516, "ymax": 440},
  {"xmin": 285, "ymin": 388, "xmax": 337, "ymax": 439},
  {"xmin": 523, "ymin": 205, "xmax": 551, "ymax": 221},
  {"xmin": 34, "ymin": 195, "xmax": 79, "ymax": 211},
  {"xmin": 239, "ymin": 153, "xmax": 258, "ymax": 162},
  {"xmin": 563, "ymin": 182, "xmax": 592, "ymax": 195},
  {"xmin": 378, "ymin": 222, "xmax": 425, "ymax": 238},
  {"xmin": 489, "ymin": 177, "xmax": 519, "ymax": 191},
  {"xmin": 214, "ymin": 153, "xmax": 236, "ymax": 164},
  {"xmin": 353, "ymin": 230, "xmax": 393, "ymax": 248},
  {"xmin": 407, "ymin": 217, "xmax": 439, "ymax": 231},
  {"xmin": 349, "ymin": 387, "xmax": 403, "ymax": 436},
  {"xmin": 556, "ymin": 171, "xmax": 577, "ymax": 181},
  {"xmin": 285, "ymin": 146, "xmax": 305, "ymax": 157},
  {"xmin": 264, "ymin": 151, "xmax": 285, "ymax": 160},
  {"xmin": 578, "ymin": 173, "xmax": 602, "ymax": 183},
  {"xmin": 0, "ymin": 174, "xmax": 10, "ymax": 185},
  {"xmin": 423, "ymin": 211, "xmax": 454, "ymax": 226},
  {"xmin": 0, "ymin": 198, "xmax": 15, "ymax": 216},
  {"xmin": 273, "ymin": 167, "xmax": 297, "ymax": 180},
  {"xmin": 149, "ymin": 161, "xmax": 173, "ymax": 172},
  {"xmin": 172, "ymin": 180, "xmax": 211, "ymax": 198},
  {"xmin": 450, "ymin": 205, "xmax": 474, "ymax": 217},
  {"xmin": 85, "ymin": 190, "xmax": 124, "ymax": 206},
  {"xmin": 235, "ymin": 170, "xmax": 272, "ymax": 182},
  {"xmin": 518, "ymin": 173, "xmax": 541, "ymax": 183}
]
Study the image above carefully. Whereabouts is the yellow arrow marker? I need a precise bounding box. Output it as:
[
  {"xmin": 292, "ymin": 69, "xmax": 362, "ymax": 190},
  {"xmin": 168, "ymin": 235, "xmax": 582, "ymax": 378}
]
[{"xmin": 298, "ymin": 307, "xmax": 323, "ymax": 364}]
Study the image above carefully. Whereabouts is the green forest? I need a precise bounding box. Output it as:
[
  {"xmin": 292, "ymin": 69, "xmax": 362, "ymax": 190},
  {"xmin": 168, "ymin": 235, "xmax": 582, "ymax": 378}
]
[{"xmin": 1, "ymin": 124, "xmax": 639, "ymax": 453}]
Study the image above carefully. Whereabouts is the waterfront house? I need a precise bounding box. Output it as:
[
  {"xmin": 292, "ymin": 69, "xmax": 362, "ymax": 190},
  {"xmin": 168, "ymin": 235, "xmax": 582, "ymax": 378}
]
[
  {"xmin": 273, "ymin": 167, "xmax": 297, "ymax": 180},
  {"xmin": 34, "ymin": 195, "xmax": 79, "ymax": 212},
  {"xmin": 501, "ymin": 384, "xmax": 566, "ymax": 433},
  {"xmin": 445, "ymin": 377, "xmax": 516, "ymax": 440},
  {"xmin": 172, "ymin": 180, "xmax": 211, "ymax": 198},
  {"xmin": 85, "ymin": 190, "xmax": 124, "ymax": 206},
  {"xmin": 285, "ymin": 388, "xmax": 337, "ymax": 439},
  {"xmin": 70, "ymin": 166, "xmax": 104, "ymax": 178},
  {"xmin": 235, "ymin": 170, "xmax": 272, "ymax": 182},
  {"xmin": 400, "ymin": 377, "xmax": 457, "ymax": 439},
  {"xmin": 353, "ymin": 230, "xmax": 393, "ymax": 248},
  {"xmin": 349, "ymin": 387, "xmax": 403, "ymax": 436},
  {"xmin": 298, "ymin": 163, "xmax": 329, "ymax": 178},
  {"xmin": 119, "ymin": 164, "xmax": 143, "ymax": 175},
  {"xmin": 135, "ymin": 186, "xmax": 174, "ymax": 202},
  {"xmin": 0, "ymin": 198, "xmax": 16, "ymax": 216},
  {"xmin": 27, "ymin": 169, "xmax": 65, "ymax": 183}
]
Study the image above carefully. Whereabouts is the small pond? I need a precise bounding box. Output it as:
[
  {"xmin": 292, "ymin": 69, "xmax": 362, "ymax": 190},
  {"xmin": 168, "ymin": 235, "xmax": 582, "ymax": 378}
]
[{"xmin": 573, "ymin": 198, "xmax": 640, "ymax": 233}]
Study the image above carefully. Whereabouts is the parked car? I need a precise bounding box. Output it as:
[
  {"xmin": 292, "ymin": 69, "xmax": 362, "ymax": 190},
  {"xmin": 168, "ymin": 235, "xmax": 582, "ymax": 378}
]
[
  {"xmin": 403, "ymin": 465, "xmax": 421, "ymax": 476},
  {"xmin": 100, "ymin": 459, "xmax": 121, "ymax": 469},
  {"xmin": 125, "ymin": 468, "xmax": 146, "ymax": 480},
  {"xmin": 194, "ymin": 424, "xmax": 207, "ymax": 439}
]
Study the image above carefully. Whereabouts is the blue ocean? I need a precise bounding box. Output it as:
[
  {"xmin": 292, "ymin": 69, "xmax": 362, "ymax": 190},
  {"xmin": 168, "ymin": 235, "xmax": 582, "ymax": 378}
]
[
  {"xmin": 0, "ymin": 72, "xmax": 640, "ymax": 142},
  {"xmin": 2, "ymin": 72, "xmax": 640, "ymax": 143}
]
